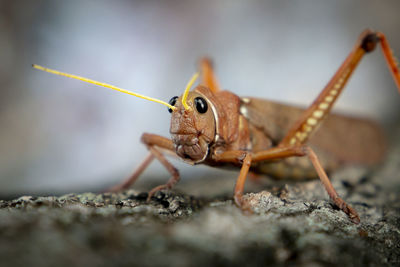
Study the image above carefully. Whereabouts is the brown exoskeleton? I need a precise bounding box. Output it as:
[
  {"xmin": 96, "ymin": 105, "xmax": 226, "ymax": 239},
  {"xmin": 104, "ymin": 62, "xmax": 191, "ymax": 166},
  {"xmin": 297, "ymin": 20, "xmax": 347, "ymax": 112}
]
[{"xmin": 34, "ymin": 29, "xmax": 400, "ymax": 223}]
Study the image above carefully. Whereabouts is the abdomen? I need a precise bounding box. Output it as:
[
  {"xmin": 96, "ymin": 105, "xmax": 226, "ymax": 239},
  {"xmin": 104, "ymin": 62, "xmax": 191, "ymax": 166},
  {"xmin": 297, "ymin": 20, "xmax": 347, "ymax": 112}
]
[{"xmin": 241, "ymin": 97, "xmax": 386, "ymax": 179}]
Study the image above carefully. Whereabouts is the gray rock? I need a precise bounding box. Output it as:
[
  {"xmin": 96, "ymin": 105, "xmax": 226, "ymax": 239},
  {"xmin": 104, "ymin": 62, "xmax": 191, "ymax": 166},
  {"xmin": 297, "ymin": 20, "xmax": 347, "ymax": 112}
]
[{"xmin": 1, "ymin": 128, "xmax": 400, "ymax": 267}]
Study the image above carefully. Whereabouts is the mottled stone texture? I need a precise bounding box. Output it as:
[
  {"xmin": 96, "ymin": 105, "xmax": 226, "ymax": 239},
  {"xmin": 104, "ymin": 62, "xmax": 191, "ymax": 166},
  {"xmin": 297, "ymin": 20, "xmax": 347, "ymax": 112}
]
[{"xmin": 1, "ymin": 125, "xmax": 399, "ymax": 267}]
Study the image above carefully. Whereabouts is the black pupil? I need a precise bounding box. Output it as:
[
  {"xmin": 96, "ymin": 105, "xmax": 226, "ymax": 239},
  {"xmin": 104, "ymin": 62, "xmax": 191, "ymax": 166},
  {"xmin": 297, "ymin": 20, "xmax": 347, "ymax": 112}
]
[
  {"xmin": 168, "ymin": 96, "xmax": 178, "ymax": 113},
  {"xmin": 194, "ymin": 97, "xmax": 208, "ymax": 113}
]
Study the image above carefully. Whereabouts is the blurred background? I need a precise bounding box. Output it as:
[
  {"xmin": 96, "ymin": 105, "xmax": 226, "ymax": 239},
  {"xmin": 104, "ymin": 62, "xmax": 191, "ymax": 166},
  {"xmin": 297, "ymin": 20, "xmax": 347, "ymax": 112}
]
[{"xmin": 0, "ymin": 0, "xmax": 399, "ymax": 196}]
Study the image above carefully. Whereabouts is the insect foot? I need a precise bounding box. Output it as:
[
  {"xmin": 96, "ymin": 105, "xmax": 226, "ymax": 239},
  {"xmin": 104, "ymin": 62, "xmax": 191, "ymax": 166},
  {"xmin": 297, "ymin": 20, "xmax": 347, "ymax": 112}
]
[
  {"xmin": 334, "ymin": 197, "xmax": 360, "ymax": 224},
  {"xmin": 234, "ymin": 192, "xmax": 254, "ymax": 215},
  {"xmin": 147, "ymin": 184, "xmax": 172, "ymax": 202}
]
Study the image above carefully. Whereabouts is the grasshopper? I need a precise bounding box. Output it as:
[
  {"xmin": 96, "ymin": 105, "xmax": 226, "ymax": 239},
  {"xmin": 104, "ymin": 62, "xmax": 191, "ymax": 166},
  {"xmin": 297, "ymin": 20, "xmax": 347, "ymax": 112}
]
[{"xmin": 34, "ymin": 29, "xmax": 400, "ymax": 223}]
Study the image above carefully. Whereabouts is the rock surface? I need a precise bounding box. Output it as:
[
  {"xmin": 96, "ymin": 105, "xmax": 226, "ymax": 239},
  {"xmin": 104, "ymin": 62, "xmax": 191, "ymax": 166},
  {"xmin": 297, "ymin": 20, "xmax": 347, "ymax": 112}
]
[{"xmin": 1, "ymin": 126, "xmax": 400, "ymax": 266}]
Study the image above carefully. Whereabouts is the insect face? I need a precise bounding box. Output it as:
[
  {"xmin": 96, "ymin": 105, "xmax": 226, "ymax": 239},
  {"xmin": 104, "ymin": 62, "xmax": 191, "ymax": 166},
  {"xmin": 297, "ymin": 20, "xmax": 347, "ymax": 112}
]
[{"xmin": 169, "ymin": 89, "xmax": 215, "ymax": 163}]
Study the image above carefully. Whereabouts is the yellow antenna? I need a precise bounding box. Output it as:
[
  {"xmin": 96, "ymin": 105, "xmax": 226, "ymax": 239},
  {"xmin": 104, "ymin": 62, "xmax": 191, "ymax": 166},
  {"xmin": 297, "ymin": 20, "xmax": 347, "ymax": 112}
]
[
  {"xmin": 181, "ymin": 72, "xmax": 199, "ymax": 110},
  {"xmin": 32, "ymin": 64, "xmax": 177, "ymax": 111}
]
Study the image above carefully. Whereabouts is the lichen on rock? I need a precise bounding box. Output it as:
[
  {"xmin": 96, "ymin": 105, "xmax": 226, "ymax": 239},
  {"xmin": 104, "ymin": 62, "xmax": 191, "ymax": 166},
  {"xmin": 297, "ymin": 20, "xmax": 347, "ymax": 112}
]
[{"xmin": 1, "ymin": 128, "xmax": 400, "ymax": 266}]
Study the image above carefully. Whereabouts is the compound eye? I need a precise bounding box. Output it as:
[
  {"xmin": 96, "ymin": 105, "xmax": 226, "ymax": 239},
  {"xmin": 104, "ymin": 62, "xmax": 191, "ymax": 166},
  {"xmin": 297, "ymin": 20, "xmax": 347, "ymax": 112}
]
[
  {"xmin": 194, "ymin": 97, "xmax": 208, "ymax": 114},
  {"xmin": 168, "ymin": 96, "xmax": 178, "ymax": 113}
]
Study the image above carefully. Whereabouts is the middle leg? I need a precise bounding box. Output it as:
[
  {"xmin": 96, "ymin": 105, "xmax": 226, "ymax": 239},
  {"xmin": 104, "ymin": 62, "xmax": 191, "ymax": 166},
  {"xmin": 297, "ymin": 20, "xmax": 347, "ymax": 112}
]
[{"xmin": 215, "ymin": 146, "xmax": 360, "ymax": 223}]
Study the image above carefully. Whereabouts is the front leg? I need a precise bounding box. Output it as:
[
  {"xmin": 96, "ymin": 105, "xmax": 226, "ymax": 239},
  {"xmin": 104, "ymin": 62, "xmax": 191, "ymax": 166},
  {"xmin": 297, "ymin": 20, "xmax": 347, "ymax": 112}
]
[
  {"xmin": 108, "ymin": 133, "xmax": 180, "ymax": 201},
  {"xmin": 145, "ymin": 145, "xmax": 180, "ymax": 201}
]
